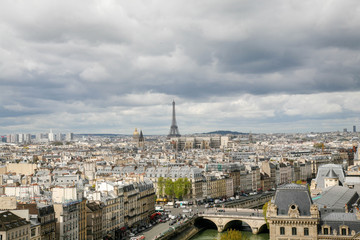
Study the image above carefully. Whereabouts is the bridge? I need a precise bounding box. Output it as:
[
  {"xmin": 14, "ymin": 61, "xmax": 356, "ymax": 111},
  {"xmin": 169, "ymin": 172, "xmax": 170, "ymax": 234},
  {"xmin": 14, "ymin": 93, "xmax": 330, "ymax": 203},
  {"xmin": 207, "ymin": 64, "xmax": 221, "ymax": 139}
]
[{"xmin": 197, "ymin": 208, "xmax": 267, "ymax": 234}]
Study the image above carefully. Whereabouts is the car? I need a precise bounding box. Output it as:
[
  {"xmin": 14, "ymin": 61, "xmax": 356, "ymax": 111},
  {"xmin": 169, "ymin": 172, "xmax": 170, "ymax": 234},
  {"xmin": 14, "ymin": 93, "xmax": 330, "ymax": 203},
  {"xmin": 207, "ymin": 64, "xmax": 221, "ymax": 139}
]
[
  {"xmin": 217, "ymin": 209, "xmax": 225, "ymax": 212},
  {"xmin": 169, "ymin": 219, "xmax": 177, "ymax": 225}
]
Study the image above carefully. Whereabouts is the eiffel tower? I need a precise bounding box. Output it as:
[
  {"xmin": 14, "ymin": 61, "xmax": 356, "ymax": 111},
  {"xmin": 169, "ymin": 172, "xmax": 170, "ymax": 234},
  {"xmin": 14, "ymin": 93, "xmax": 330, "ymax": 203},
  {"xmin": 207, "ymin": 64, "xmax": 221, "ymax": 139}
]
[{"xmin": 168, "ymin": 100, "xmax": 181, "ymax": 138}]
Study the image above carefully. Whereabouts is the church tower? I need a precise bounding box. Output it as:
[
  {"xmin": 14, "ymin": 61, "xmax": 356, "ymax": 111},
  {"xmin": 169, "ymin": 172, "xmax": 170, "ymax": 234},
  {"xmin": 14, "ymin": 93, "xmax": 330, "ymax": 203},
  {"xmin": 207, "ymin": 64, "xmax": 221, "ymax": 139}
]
[{"xmin": 138, "ymin": 130, "xmax": 145, "ymax": 148}]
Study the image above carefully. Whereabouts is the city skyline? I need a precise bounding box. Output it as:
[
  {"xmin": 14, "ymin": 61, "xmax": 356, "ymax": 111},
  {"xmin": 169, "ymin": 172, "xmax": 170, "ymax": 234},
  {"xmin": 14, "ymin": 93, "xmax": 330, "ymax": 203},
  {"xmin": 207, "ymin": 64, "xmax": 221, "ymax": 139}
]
[{"xmin": 1, "ymin": 1, "xmax": 360, "ymax": 135}]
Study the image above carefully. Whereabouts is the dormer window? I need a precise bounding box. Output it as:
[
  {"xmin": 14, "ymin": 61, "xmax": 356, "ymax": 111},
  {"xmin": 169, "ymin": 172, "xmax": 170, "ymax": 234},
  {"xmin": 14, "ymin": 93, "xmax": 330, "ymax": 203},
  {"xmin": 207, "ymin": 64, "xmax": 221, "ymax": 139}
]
[{"xmin": 340, "ymin": 225, "xmax": 349, "ymax": 235}]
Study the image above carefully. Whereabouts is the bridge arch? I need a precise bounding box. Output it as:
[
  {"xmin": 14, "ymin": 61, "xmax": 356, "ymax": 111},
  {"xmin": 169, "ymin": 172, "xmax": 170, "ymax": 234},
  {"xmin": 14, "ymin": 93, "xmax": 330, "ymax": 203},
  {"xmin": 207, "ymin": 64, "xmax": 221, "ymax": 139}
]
[
  {"xmin": 222, "ymin": 220, "xmax": 247, "ymax": 232},
  {"xmin": 194, "ymin": 217, "xmax": 217, "ymax": 230},
  {"xmin": 257, "ymin": 223, "xmax": 269, "ymax": 234},
  {"xmin": 201, "ymin": 216, "xmax": 267, "ymax": 234},
  {"xmin": 222, "ymin": 219, "xmax": 265, "ymax": 234}
]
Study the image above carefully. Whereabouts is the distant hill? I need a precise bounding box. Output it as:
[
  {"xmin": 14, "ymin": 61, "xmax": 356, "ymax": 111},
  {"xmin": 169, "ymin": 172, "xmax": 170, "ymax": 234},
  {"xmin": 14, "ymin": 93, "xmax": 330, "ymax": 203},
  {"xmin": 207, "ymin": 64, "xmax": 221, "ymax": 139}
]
[{"xmin": 203, "ymin": 130, "xmax": 248, "ymax": 135}]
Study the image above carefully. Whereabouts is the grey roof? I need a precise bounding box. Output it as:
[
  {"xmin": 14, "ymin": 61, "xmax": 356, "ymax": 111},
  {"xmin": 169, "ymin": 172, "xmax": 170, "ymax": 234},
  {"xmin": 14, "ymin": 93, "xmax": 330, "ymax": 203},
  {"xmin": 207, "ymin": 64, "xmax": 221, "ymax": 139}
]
[
  {"xmin": 344, "ymin": 176, "xmax": 360, "ymax": 185},
  {"xmin": 315, "ymin": 164, "xmax": 345, "ymax": 190},
  {"xmin": 314, "ymin": 186, "xmax": 358, "ymax": 210},
  {"xmin": 145, "ymin": 166, "xmax": 202, "ymax": 179},
  {"xmin": 319, "ymin": 212, "xmax": 360, "ymax": 235},
  {"xmin": 326, "ymin": 169, "xmax": 338, "ymax": 178},
  {"xmin": 274, "ymin": 183, "xmax": 312, "ymax": 216}
]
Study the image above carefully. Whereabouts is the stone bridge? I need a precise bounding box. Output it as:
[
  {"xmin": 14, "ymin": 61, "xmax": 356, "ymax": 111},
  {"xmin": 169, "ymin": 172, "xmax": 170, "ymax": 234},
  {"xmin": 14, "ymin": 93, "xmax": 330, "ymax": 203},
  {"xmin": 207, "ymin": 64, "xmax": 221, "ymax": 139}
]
[{"xmin": 198, "ymin": 208, "xmax": 267, "ymax": 234}]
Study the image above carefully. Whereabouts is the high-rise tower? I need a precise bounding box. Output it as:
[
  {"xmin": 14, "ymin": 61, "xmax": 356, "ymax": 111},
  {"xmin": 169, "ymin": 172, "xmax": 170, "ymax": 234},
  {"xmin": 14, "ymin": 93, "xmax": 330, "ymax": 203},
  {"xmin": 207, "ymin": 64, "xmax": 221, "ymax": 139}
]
[{"xmin": 168, "ymin": 100, "xmax": 181, "ymax": 138}]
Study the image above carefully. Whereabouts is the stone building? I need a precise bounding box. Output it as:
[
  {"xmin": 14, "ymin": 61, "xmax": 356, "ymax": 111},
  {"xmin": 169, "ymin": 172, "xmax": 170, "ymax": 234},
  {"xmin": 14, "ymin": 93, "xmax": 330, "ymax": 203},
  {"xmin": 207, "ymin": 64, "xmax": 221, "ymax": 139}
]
[
  {"xmin": 17, "ymin": 203, "xmax": 56, "ymax": 240},
  {"xmin": 169, "ymin": 136, "xmax": 226, "ymax": 150},
  {"xmin": 267, "ymin": 183, "xmax": 360, "ymax": 239},
  {"xmin": 54, "ymin": 201, "xmax": 80, "ymax": 240},
  {"xmin": 78, "ymin": 198, "xmax": 87, "ymax": 240},
  {"xmin": 101, "ymin": 192, "xmax": 123, "ymax": 239},
  {"xmin": 267, "ymin": 184, "xmax": 320, "ymax": 239},
  {"xmin": 86, "ymin": 202, "xmax": 104, "ymax": 240}
]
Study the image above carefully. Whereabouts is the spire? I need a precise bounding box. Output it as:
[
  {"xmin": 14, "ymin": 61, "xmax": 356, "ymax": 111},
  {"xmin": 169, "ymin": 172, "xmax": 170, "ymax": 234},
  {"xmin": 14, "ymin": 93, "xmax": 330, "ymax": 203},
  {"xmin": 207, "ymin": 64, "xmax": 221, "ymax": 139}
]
[{"xmin": 168, "ymin": 100, "xmax": 181, "ymax": 138}]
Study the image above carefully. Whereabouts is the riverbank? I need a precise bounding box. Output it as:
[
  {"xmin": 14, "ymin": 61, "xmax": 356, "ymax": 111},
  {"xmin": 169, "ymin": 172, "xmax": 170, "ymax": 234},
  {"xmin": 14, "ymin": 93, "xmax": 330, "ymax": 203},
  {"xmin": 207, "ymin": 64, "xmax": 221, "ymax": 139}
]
[
  {"xmin": 189, "ymin": 229, "xmax": 269, "ymax": 240},
  {"xmin": 155, "ymin": 215, "xmax": 200, "ymax": 240}
]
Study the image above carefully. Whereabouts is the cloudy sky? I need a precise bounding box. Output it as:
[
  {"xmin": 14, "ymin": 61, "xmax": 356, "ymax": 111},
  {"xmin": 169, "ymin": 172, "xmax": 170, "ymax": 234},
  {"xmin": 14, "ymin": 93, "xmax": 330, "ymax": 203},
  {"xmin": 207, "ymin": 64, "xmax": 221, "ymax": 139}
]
[{"xmin": 1, "ymin": 0, "xmax": 360, "ymax": 135}]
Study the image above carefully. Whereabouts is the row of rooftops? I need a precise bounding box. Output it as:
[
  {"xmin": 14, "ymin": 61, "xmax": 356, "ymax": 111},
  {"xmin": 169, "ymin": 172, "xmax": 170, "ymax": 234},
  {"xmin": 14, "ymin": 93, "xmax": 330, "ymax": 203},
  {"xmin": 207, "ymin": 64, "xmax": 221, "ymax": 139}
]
[{"xmin": 273, "ymin": 183, "xmax": 360, "ymax": 235}]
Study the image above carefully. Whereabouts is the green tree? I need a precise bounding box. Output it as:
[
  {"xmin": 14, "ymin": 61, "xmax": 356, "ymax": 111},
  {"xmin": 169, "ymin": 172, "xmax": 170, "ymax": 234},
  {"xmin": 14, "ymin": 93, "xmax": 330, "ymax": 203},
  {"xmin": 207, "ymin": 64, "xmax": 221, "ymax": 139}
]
[
  {"xmin": 220, "ymin": 229, "xmax": 248, "ymax": 240},
  {"xmin": 262, "ymin": 201, "xmax": 270, "ymax": 228},
  {"xmin": 183, "ymin": 177, "xmax": 192, "ymax": 197},
  {"xmin": 164, "ymin": 178, "xmax": 174, "ymax": 199},
  {"xmin": 158, "ymin": 177, "xmax": 165, "ymax": 197},
  {"xmin": 174, "ymin": 178, "xmax": 185, "ymax": 200}
]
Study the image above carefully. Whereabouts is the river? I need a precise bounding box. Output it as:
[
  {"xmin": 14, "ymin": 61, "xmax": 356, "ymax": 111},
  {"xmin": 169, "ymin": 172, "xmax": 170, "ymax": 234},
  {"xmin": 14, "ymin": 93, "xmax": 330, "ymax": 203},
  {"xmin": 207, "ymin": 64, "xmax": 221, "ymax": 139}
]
[{"xmin": 190, "ymin": 229, "xmax": 269, "ymax": 240}]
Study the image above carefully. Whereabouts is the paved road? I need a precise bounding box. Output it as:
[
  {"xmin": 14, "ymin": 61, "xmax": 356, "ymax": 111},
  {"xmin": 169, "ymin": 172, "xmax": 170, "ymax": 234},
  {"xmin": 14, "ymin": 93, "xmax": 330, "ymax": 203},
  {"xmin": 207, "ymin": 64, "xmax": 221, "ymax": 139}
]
[
  {"xmin": 203, "ymin": 208, "xmax": 263, "ymax": 218},
  {"xmin": 141, "ymin": 205, "xmax": 204, "ymax": 240}
]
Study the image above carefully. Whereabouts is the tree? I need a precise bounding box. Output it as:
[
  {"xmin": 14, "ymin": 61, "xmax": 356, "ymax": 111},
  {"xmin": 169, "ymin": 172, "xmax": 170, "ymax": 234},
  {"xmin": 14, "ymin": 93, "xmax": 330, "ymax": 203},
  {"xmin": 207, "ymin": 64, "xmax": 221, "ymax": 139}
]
[
  {"xmin": 183, "ymin": 177, "xmax": 192, "ymax": 197},
  {"xmin": 220, "ymin": 229, "xmax": 248, "ymax": 240},
  {"xmin": 164, "ymin": 178, "xmax": 174, "ymax": 199},
  {"xmin": 158, "ymin": 177, "xmax": 165, "ymax": 197},
  {"xmin": 174, "ymin": 178, "xmax": 185, "ymax": 200},
  {"xmin": 262, "ymin": 201, "xmax": 270, "ymax": 228}
]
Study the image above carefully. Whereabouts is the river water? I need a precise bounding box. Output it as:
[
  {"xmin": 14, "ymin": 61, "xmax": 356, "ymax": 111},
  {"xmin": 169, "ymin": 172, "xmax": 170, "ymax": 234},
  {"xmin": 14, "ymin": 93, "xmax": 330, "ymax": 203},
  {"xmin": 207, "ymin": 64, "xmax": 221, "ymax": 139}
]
[{"xmin": 190, "ymin": 229, "xmax": 269, "ymax": 240}]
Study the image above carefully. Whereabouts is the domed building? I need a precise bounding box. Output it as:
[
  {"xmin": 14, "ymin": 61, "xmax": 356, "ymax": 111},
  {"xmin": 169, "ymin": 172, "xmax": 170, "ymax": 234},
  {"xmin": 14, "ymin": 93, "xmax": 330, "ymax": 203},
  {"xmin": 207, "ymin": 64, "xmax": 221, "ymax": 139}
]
[
  {"xmin": 133, "ymin": 128, "xmax": 140, "ymax": 143},
  {"xmin": 133, "ymin": 128, "xmax": 144, "ymax": 148}
]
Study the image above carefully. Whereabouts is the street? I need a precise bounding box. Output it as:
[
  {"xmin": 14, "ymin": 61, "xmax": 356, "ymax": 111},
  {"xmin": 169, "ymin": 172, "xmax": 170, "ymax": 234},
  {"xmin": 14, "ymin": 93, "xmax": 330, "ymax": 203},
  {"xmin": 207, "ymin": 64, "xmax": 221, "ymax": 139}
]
[{"xmin": 141, "ymin": 205, "xmax": 205, "ymax": 240}]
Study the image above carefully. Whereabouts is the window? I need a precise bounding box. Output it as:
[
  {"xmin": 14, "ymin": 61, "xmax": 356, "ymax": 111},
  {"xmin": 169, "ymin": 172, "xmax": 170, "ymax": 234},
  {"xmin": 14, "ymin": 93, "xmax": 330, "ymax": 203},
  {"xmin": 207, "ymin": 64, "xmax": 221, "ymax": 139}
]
[
  {"xmin": 341, "ymin": 228, "xmax": 347, "ymax": 235},
  {"xmin": 324, "ymin": 228, "xmax": 329, "ymax": 235},
  {"xmin": 292, "ymin": 227, "xmax": 297, "ymax": 235},
  {"xmin": 280, "ymin": 227, "xmax": 285, "ymax": 235},
  {"xmin": 304, "ymin": 228, "xmax": 309, "ymax": 236}
]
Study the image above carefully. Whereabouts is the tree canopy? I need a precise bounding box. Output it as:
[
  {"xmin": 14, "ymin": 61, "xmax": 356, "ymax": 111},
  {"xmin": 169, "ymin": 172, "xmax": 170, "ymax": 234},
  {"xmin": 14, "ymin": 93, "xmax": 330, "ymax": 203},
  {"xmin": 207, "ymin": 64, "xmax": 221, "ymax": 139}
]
[
  {"xmin": 220, "ymin": 229, "xmax": 248, "ymax": 240},
  {"xmin": 161, "ymin": 177, "xmax": 192, "ymax": 200}
]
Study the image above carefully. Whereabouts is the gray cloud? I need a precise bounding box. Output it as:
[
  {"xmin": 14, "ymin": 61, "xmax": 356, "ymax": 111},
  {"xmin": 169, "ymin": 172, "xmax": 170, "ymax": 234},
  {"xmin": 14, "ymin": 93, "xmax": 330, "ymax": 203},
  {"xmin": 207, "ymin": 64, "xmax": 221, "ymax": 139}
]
[{"xmin": 1, "ymin": 0, "xmax": 360, "ymax": 134}]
